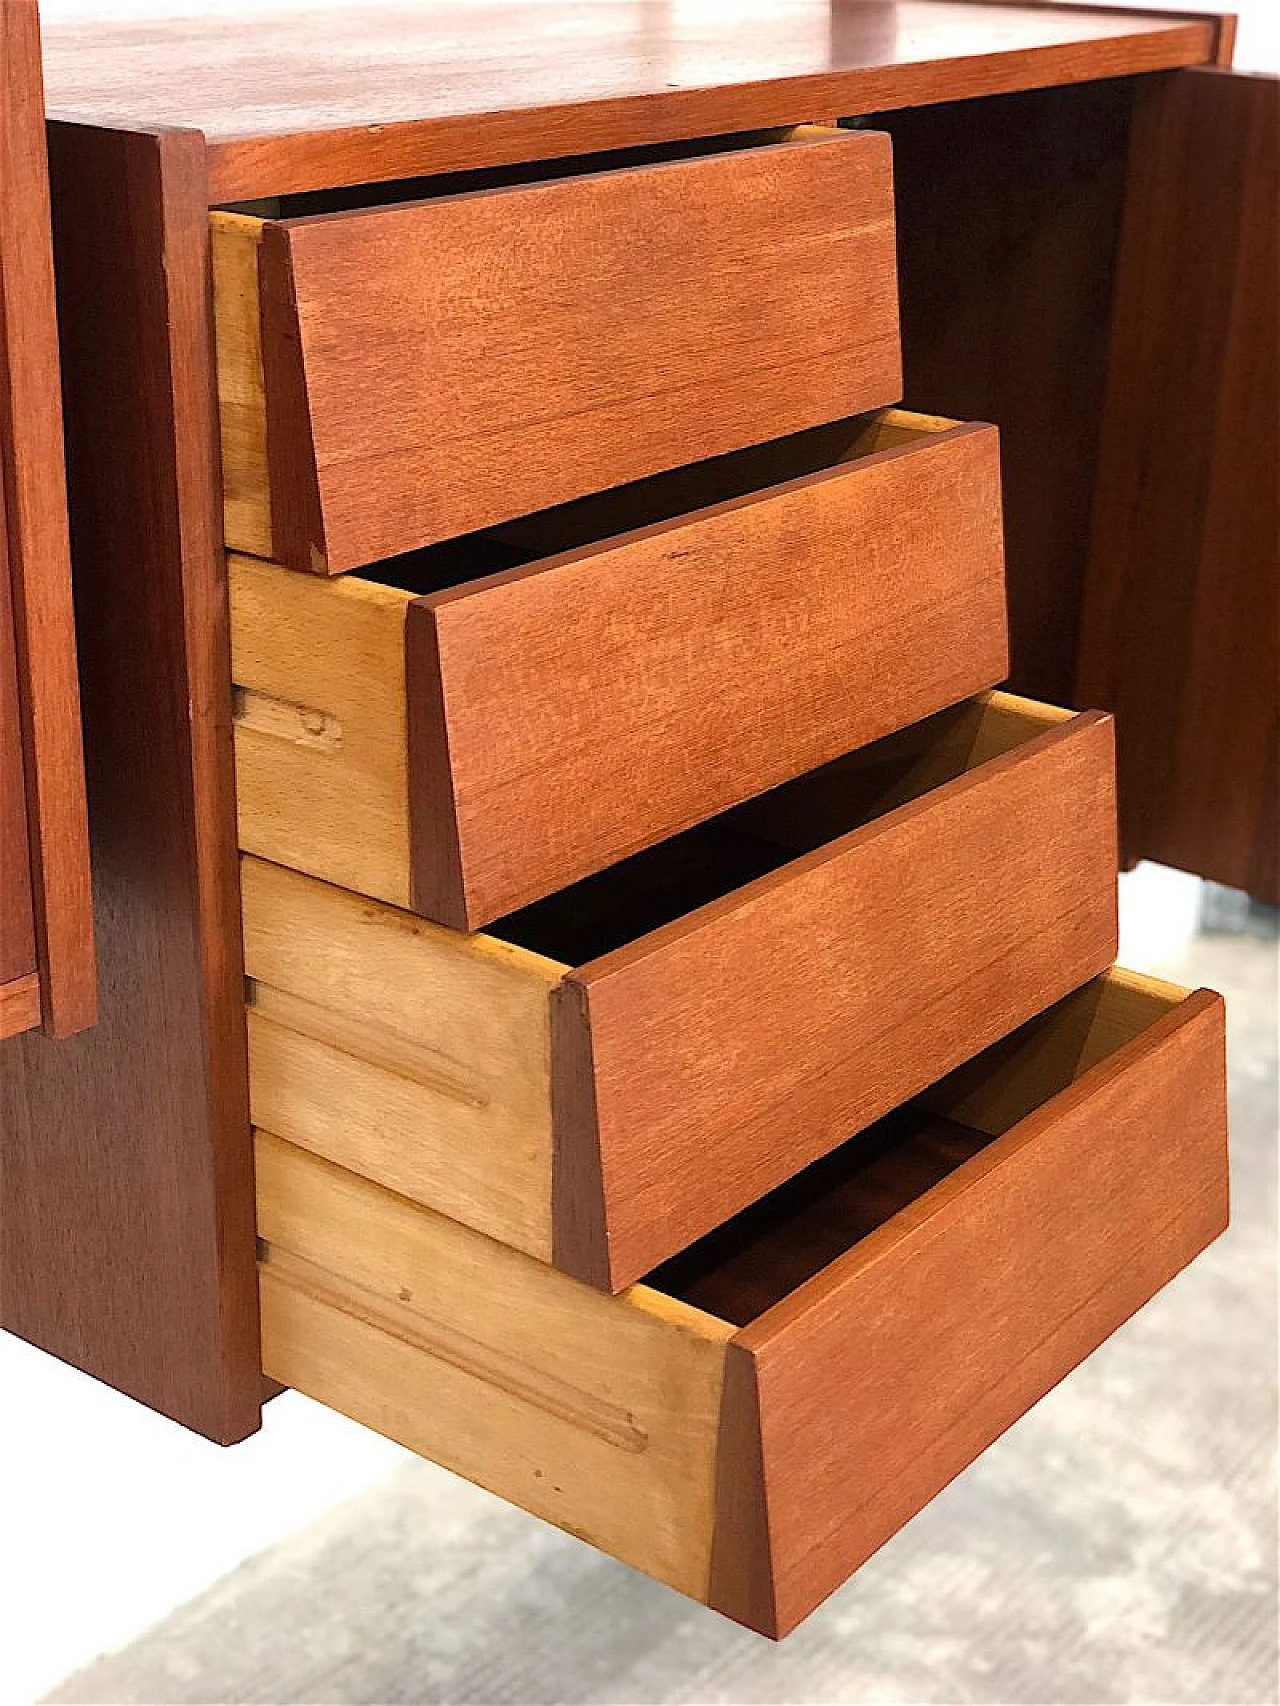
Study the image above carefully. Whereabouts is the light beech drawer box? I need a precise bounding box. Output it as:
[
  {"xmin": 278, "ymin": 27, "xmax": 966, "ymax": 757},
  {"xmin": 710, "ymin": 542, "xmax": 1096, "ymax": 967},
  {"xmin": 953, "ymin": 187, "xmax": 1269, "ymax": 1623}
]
[
  {"xmin": 229, "ymin": 409, "xmax": 1008, "ymax": 929},
  {"xmin": 212, "ymin": 127, "xmax": 902, "ymax": 576},
  {"xmin": 242, "ymin": 690, "xmax": 1119, "ymax": 1293},
  {"xmin": 256, "ymin": 969, "xmax": 1229, "ymax": 1638}
]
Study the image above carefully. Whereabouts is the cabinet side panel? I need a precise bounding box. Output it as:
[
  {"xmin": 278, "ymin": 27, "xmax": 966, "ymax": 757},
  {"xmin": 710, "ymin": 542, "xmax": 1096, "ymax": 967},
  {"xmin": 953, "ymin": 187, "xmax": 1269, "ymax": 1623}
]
[
  {"xmin": 0, "ymin": 122, "xmax": 260, "ymax": 1443},
  {"xmin": 1077, "ymin": 66, "xmax": 1279, "ymax": 900}
]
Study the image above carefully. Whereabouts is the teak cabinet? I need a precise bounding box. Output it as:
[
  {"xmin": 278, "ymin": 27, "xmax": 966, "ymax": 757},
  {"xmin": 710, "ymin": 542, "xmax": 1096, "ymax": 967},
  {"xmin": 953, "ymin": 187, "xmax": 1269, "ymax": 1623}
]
[
  {"xmin": 0, "ymin": 0, "xmax": 92, "ymax": 1042},
  {"xmin": 4, "ymin": 0, "xmax": 1270, "ymax": 1638}
]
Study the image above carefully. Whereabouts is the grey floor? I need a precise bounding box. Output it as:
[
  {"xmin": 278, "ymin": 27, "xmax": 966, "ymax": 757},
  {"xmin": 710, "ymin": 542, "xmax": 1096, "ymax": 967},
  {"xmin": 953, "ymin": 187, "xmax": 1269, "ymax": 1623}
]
[{"xmin": 46, "ymin": 896, "xmax": 1278, "ymax": 1706}]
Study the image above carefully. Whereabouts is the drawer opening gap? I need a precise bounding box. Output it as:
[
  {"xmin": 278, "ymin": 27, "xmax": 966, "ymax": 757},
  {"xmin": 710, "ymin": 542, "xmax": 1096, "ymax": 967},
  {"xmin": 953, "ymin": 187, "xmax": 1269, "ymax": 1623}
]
[
  {"xmin": 215, "ymin": 128, "xmax": 801, "ymax": 222},
  {"xmin": 356, "ymin": 410, "xmax": 959, "ymax": 601},
  {"xmin": 648, "ymin": 969, "xmax": 1190, "ymax": 1327},
  {"xmin": 485, "ymin": 691, "xmax": 1070, "ymax": 966}
]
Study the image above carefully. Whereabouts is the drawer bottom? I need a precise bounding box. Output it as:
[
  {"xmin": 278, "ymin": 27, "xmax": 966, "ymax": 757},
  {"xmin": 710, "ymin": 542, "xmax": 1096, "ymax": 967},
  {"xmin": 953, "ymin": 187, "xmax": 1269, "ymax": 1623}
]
[{"xmin": 257, "ymin": 968, "xmax": 1227, "ymax": 1637}]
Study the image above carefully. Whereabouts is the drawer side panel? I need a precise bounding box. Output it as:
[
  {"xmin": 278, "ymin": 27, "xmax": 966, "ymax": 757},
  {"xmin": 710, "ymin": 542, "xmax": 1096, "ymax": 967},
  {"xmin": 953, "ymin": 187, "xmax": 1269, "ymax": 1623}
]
[
  {"xmin": 230, "ymin": 555, "xmax": 415, "ymax": 908},
  {"xmin": 256, "ymin": 1134, "xmax": 732, "ymax": 1601},
  {"xmin": 241, "ymin": 856, "xmax": 560, "ymax": 1260}
]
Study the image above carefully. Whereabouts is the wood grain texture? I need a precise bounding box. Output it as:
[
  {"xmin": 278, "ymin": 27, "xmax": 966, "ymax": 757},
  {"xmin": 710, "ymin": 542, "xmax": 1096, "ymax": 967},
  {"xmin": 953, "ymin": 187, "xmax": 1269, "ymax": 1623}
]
[
  {"xmin": 883, "ymin": 64, "xmax": 1276, "ymax": 894},
  {"xmin": 0, "ymin": 970, "xmax": 40, "ymax": 1039},
  {"xmin": 230, "ymin": 557, "xmax": 413, "ymax": 906},
  {"xmin": 932, "ymin": 0, "xmax": 1235, "ymax": 62},
  {"xmin": 210, "ymin": 211, "xmax": 271, "ymax": 558},
  {"xmin": 1077, "ymin": 66, "xmax": 1279, "ymax": 900},
  {"xmin": 407, "ymin": 416, "xmax": 1007, "ymax": 928},
  {"xmin": 0, "ymin": 482, "xmax": 37, "ymax": 995},
  {"xmin": 916, "ymin": 962, "xmax": 1194, "ymax": 1131},
  {"xmin": 653, "ymin": 1109, "xmax": 992, "ymax": 1328},
  {"xmin": 0, "ymin": 0, "xmax": 93, "ymax": 1036},
  {"xmin": 551, "ymin": 697, "xmax": 1119, "ymax": 1291},
  {"xmin": 254, "ymin": 970, "xmax": 1227, "ymax": 1635},
  {"xmin": 37, "ymin": 2, "xmax": 1217, "ymax": 201},
  {"xmin": 241, "ymin": 856, "xmax": 562, "ymax": 1263},
  {"xmin": 234, "ymin": 411, "xmax": 1007, "ymax": 929},
  {"xmin": 235, "ymin": 695, "xmax": 1116, "ymax": 1290},
  {"xmin": 255, "ymin": 1131, "xmax": 734, "ymax": 1603},
  {"xmin": 225, "ymin": 129, "xmax": 902, "ymax": 573},
  {"xmin": 709, "ymin": 979, "xmax": 1229, "ymax": 1636},
  {"xmin": 882, "ymin": 75, "xmax": 1137, "ymax": 703},
  {"xmin": 0, "ymin": 121, "xmax": 260, "ymax": 1443}
]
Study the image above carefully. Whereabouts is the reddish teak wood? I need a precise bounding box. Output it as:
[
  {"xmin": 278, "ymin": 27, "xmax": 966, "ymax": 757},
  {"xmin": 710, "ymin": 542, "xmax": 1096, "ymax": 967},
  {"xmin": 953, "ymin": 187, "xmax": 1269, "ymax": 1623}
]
[
  {"xmin": 254, "ymin": 129, "xmax": 902, "ymax": 574},
  {"xmin": 548, "ymin": 706, "xmax": 1119, "ymax": 1291},
  {"xmin": 407, "ymin": 418, "xmax": 1007, "ymax": 928},
  {"xmin": 5, "ymin": 0, "xmax": 1238, "ymax": 1447},
  {"xmin": 1, "ymin": 481, "xmax": 37, "ymax": 1013},
  {"xmin": 885, "ymin": 59, "xmax": 1276, "ymax": 897},
  {"xmin": 36, "ymin": 1, "xmax": 1219, "ymax": 201},
  {"xmin": 655, "ymin": 1108, "xmax": 991, "ymax": 1327},
  {"xmin": 0, "ymin": 971, "xmax": 40, "ymax": 1037},
  {"xmin": 0, "ymin": 0, "xmax": 93, "ymax": 1037},
  {"xmin": 1077, "ymin": 65, "xmax": 1279, "ymax": 900},
  {"xmin": 0, "ymin": 120, "xmax": 260, "ymax": 1444},
  {"xmin": 933, "ymin": 0, "xmax": 1236, "ymax": 63},
  {"xmin": 708, "ymin": 984, "xmax": 1228, "ymax": 1636},
  {"xmin": 884, "ymin": 75, "xmax": 1138, "ymax": 704}
]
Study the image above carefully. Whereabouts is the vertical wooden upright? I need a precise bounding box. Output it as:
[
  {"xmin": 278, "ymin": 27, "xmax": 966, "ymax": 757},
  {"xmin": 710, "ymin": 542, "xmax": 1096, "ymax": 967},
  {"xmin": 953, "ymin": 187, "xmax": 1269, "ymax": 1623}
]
[
  {"xmin": 0, "ymin": 0, "xmax": 93, "ymax": 1037},
  {"xmin": 1078, "ymin": 65, "xmax": 1279, "ymax": 901},
  {"xmin": 0, "ymin": 105, "xmax": 261, "ymax": 1441}
]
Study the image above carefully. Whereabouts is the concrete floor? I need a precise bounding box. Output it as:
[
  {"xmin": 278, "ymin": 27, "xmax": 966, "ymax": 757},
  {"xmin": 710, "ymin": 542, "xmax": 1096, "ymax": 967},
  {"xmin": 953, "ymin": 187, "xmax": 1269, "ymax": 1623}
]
[{"xmin": 20, "ymin": 869, "xmax": 1276, "ymax": 1706}]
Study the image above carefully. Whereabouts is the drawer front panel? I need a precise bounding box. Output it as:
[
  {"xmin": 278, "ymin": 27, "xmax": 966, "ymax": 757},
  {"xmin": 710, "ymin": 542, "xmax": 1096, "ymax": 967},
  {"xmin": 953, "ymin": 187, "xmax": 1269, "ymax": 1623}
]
[
  {"xmin": 234, "ymin": 412, "xmax": 1008, "ymax": 930},
  {"xmin": 556, "ymin": 707, "xmax": 1119, "ymax": 1289},
  {"xmin": 411, "ymin": 417, "xmax": 1006, "ymax": 927},
  {"xmin": 713, "ymin": 984, "xmax": 1229, "ymax": 1636},
  {"xmin": 217, "ymin": 128, "xmax": 902, "ymax": 575}
]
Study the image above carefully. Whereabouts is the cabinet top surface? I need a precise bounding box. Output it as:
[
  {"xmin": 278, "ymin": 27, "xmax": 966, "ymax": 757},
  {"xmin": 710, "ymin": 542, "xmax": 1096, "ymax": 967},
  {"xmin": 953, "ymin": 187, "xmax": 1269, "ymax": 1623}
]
[{"xmin": 39, "ymin": 1, "xmax": 1223, "ymax": 199}]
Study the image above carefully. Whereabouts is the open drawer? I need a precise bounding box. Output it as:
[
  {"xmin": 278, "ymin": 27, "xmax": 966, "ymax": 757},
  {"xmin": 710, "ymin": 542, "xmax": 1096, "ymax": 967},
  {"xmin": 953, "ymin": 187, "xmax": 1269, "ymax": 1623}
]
[
  {"xmin": 212, "ymin": 126, "xmax": 901, "ymax": 576},
  {"xmin": 230, "ymin": 408, "xmax": 1008, "ymax": 927},
  {"xmin": 256, "ymin": 968, "xmax": 1228, "ymax": 1638},
  {"xmin": 242, "ymin": 691, "xmax": 1119, "ymax": 1292}
]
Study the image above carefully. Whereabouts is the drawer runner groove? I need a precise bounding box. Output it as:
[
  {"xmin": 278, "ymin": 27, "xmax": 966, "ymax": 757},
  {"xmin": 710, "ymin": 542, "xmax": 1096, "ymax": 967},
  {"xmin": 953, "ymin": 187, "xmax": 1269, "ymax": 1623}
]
[
  {"xmin": 261, "ymin": 1246, "xmax": 649, "ymax": 1453},
  {"xmin": 249, "ymin": 982, "xmax": 491, "ymax": 1111},
  {"xmin": 232, "ymin": 684, "xmax": 343, "ymax": 751}
]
